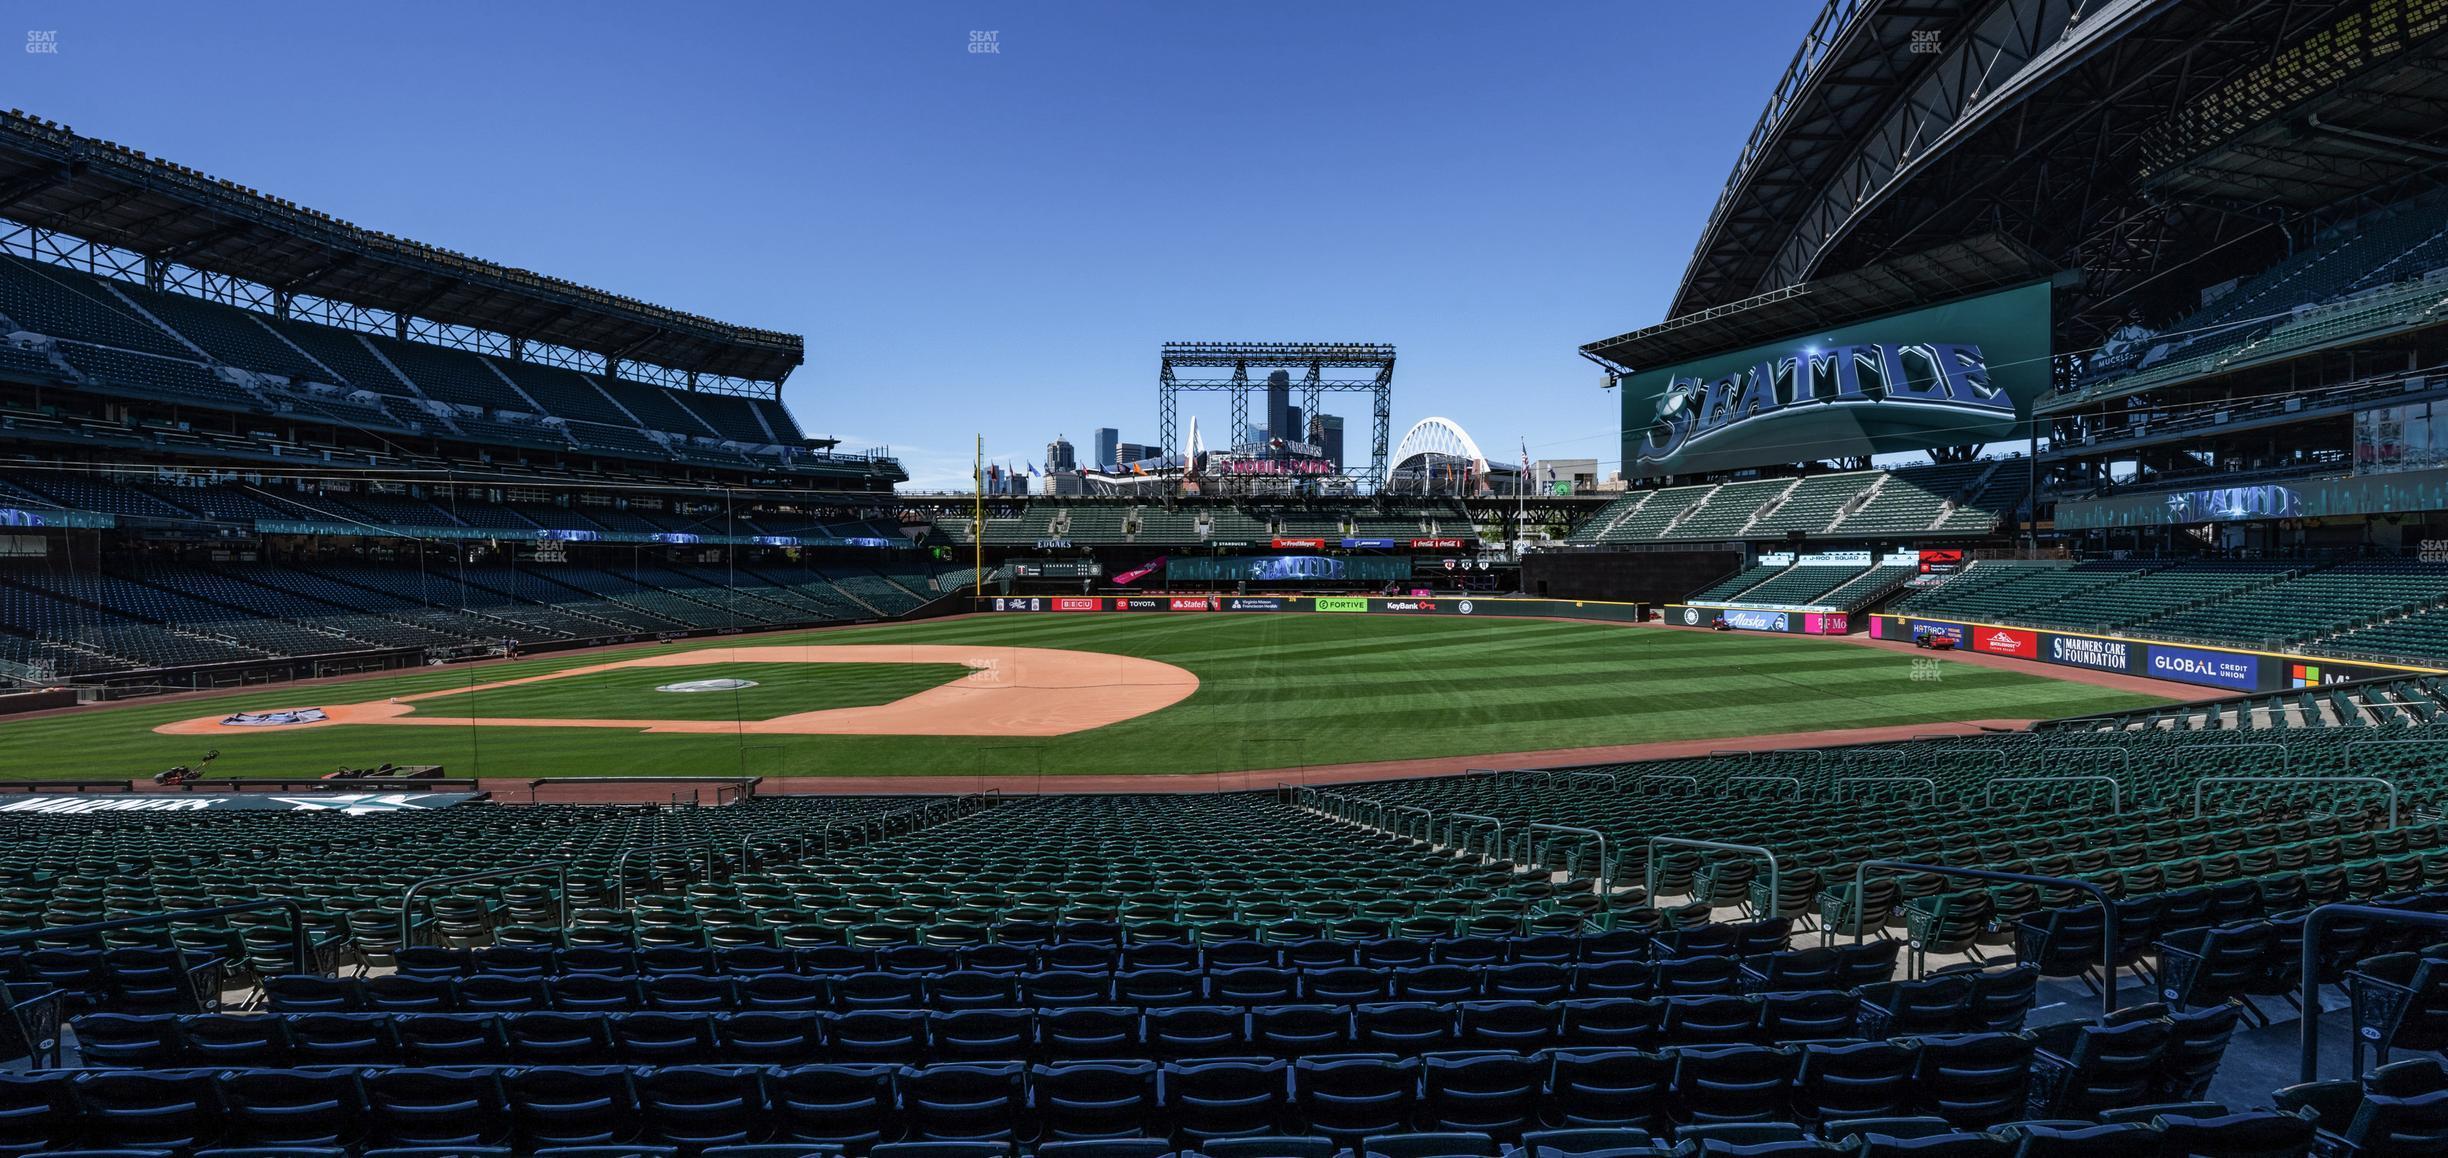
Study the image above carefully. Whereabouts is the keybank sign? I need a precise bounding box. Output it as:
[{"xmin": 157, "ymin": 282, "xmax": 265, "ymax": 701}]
[{"xmin": 1618, "ymin": 281, "xmax": 2052, "ymax": 477}]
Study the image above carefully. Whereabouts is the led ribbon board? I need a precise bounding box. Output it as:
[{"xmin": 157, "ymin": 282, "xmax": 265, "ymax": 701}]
[{"xmin": 1621, "ymin": 281, "xmax": 2053, "ymax": 477}]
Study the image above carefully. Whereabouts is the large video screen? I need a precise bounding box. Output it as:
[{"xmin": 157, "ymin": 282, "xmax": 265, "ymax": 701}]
[{"xmin": 1620, "ymin": 280, "xmax": 2053, "ymax": 477}]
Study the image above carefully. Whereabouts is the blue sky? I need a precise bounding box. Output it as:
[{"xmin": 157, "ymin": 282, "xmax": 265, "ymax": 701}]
[{"xmin": 5, "ymin": 1, "xmax": 1820, "ymax": 488}]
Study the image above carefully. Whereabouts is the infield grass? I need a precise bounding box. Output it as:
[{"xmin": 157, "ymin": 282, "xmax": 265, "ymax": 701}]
[
  {"xmin": 409, "ymin": 661, "xmax": 973, "ymax": 721},
  {"xmin": 0, "ymin": 613, "xmax": 2173, "ymax": 780}
]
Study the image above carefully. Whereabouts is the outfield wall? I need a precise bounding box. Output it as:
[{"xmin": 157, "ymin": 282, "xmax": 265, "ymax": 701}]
[
  {"xmin": 1869, "ymin": 613, "xmax": 2445, "ymax": 692},
  {"xmin": 975, "ymin": 594, "xmax": 1651, "ymax": 622},
  {"xmin": 1658, "ymin": 604, "xmax": 1854, "ymax": 635}
]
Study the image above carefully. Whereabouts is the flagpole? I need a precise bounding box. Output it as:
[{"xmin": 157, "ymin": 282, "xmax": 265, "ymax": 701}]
[
  {"xmin": 1516, "ymin": 438, "xmax": 1528, "ymax": 563},
  {"xmin": 973, "ymin": 434, "xmax": 984, "ymax": 597}
]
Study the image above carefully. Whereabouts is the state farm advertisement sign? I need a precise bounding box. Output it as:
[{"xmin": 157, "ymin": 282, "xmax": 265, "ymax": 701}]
[
  {"xmin": 1051, "ymin": 597, "xmax": 1101, "ymax": 612},
  {"xmin": 1974, "ymin": 626, "xmax": 2037, "ymax": 658},
  {"xmin": 1270, "ymin": 537, "xmax": 1326, "ymax": 550},
  {"xmin": 1169, "ymin": 596, "xmax": 1217, "ymax": 611},
  {"xmin": 1411, "ymin": 537, "xmax": 1467, "ymax": 550}
]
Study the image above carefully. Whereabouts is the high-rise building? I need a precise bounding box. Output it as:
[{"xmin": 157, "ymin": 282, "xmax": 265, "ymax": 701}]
[
  {"xmin": 1265, "ymin": 370, "xmax": 1292, "ymax": 441},
  {"xmin": 1116, "ymin": 442, "xmax": 1153, "ymax": 465},
  {"xmin": 1092, "ymin": 428, "xmax": 1119, "ymax": 471},
  {"xmin": 1045, "ymin": 434, "xmax": 1076, "ymax": 473},
  {"xmin": 1286, "ymin": 406, "xmax": 1302, "ymax": 446},
  {"xmin": 1311, "ymin": 413, "xmax": 1346, "ymax": 470}
]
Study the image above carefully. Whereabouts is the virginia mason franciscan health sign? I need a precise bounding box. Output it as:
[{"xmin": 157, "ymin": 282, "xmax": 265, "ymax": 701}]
[{"xmin": 1620, "ymin": 281, "xmax": 2054, "ymax": 477}]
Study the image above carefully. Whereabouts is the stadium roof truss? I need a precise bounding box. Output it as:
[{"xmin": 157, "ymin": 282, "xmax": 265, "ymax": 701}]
[
  {"xmin": 0, "ymin": 112, "xmax": 801, "ymax": 396},
  {"xmin": 1157, "ymin": 341, "xmax": 1395, "ymax": 483},
  {"xmin": 1670, "ymin": 0, "xmax": 2386, "ymax": 345}
]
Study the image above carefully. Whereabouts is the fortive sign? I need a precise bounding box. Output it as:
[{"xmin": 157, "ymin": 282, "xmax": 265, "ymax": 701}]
[{"xmin": 1313, "ymin": 596, "xmax": 1370, "ymax": 613}]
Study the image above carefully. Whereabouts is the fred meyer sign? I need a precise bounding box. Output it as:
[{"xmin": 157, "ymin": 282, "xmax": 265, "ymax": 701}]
[{"xmin": 1621, "ymin": 281, "xmax": 2051, "ymax": 477}]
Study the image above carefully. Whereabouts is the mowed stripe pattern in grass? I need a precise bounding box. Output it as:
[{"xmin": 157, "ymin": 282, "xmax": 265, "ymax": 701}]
[
  {"xmin": 408, "ymin": 662, "xmax": 975, "ymax": 721},
  {"xmin": 0, "ymin": 614, "xmax": 2169, "ymax": 780}
]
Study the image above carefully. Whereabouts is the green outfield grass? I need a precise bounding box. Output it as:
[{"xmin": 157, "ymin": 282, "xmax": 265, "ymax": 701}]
[
  {"xmin": 0, "ymin": 614, "xmax": 2173, "ymax": 780},
  {"xmin": 409, "ymin": 661, "xmax": 973, "ymax": 721}
]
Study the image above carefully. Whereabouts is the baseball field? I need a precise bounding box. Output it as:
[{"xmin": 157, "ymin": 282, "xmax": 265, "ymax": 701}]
[{"xmin": 2, "ymin": 613, "xmax": 2175, "ymax": 781}]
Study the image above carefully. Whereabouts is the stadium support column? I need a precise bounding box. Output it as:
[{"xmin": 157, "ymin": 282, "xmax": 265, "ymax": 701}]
[
  {"xmin": 1370, "ymin": 356, "xmax": 1393, "ymax": 484},
  {"xmin": 1298, "ymin": 362, "xmax": 1323, "ymax": 450},
  {"xmin": 1229, "ymin": 359, "xmax": 1250, "ymax": 451}
]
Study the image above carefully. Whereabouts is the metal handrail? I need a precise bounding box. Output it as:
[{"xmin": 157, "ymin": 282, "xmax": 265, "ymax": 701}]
[
  {"xmin": 2180, "ymin": 740, "xmax": 2292, "ymax": 777},
  {"xmin": 611, "ymin": 842, "xmax": 719, "ymax": 908},
  {"xmin": 2041, "ymin": 745, "xmax": 2134, "ymax": 780},
  {"xmin": 1985, "ymin": 775, "xmax": 2124, "ymax": 814},
  {"xmin": 397, "ymin": 863, "xmax": 568, "ymax": 947},
  {"xmin": 1352, "ymin": 797, "xmax": 1392, "ymax": 831},
  {"xmin": 2298, "ymin": 903, "xmax": 2448, "ymax": 1083},
  {"xmin": 2191, "ymin": 775, "xmax": 2398, "ymax": 827},
  {"xmin": 0, "ymin": 898, "xmax": 315, "ymax": 990},
  {"xmin": 1729, "ymin": 775, "xmax": 1804, "ymax": 798},
  {"xmin": 1852, "ymin": 860, "xmax": 2121, "ymax": 1016},
  {"xmin": 1647, "ymin": 837, "xmax": 1780, "ymax": 910},
  {"xmin": 1919, "ymin": 744, "xmax": 2008, "ymax": 773},
  {"xmin": 1388, "ymin": 804, "xmax": 1434, "ymax": 842},
  {"xmin": 1833, "ymin": 776, "xmax": 1938, "ymax": 800},
  {"xmin": 1445, "ymin": 812, "xmax": 1504, "ymax": 858},
  {"xmin": 2346, "ymin": 737, "xmax": 2448, "ymax": 778},
  {"xmin": 1524, "ymin": 823, "xmax": 1613, "ymax": 897}
]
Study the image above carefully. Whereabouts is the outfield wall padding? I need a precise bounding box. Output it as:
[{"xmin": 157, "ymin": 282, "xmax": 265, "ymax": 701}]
[
  {"xmin": 975, "ymin": 594, "xmax": 1651, "ymax": 622},
  {"xmin": 1871, "ymin": 613, "xmax": 2444, "ymax": 692}
]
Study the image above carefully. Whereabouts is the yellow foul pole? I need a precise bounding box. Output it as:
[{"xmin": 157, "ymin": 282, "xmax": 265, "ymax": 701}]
[{"xmin": 973, "ymin": 434, "xmax": 984, "ymax": 596}]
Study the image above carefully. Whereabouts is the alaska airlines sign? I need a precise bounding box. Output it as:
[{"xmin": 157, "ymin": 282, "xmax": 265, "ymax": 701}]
[{"xmin": 1619, "ymin": 281, "xmax": 2052, "ymax": 477}]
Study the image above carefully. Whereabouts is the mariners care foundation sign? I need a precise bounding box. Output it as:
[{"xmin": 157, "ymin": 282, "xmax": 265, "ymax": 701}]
[{"xmin": 1621, "ymin": 281, "xmax": 2053, "ymax": 477}]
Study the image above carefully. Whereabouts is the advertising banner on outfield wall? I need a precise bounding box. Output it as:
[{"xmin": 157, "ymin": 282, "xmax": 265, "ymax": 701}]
[
  {"xmin": 1973, "ymin": 626, "xmax": 2038, "ymax": 659},
  {"xmin": 2145, "ymin": 643, "xmax": 2260, "ymax": 691},
  {"xmin": 1721, "ymin": 609, "xmax": 1792, "ymax": 632},
  {"xmin": 1051, "ymin": 597, "xmax": 1101, "ymax": 612},
  {"xmin": 1900, "ymin": 619, "xmax": 1969, "ymax": 647},
  {"xmin": 2042, "ymin": 632, "xmax": 2134, "ymax": 674},
  {"xmin": 1224, "ymin": 597, "xmax": 1289, "ymax": 612},
  {"xmin": 1874, "ymin": 614, "xmax": 2444, "ymax": 691}
]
